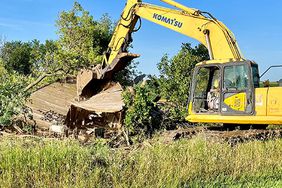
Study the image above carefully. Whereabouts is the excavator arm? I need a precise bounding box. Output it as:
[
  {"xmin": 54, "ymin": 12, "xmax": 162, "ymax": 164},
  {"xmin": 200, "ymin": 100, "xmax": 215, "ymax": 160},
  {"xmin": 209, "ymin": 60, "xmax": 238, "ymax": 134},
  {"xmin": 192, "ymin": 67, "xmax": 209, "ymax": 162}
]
[
  {"xmin": 102, "ymin": 0, "xmax": 244, "ymax": 78},
  {"xmin": 78, "ymin": 0, "xmax": 245, "ymax": 98},
  {"xmin": 77, "ymin": 0, "xmax": 245, "ymax": 99}
]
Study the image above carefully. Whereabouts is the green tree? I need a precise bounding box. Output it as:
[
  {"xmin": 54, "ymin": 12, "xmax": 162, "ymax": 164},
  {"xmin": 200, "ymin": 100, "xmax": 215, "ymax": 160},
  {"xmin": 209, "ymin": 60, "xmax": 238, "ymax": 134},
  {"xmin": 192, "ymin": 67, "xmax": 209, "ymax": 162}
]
[
  {"xmin": 30, "ymin": 40, "xmax": 58, "ymax": 75},
  {"xmin": 55, "ymin": 2, "xmax": 140, "ymax": 85},
  {"xmin": 0, "ymin": 40, "xmax": 60, "ymax": 77},
  {"xmin": 157, "ymin": 43, "xmax": 209, "ymax": 119},
  {"xmin": 0, "ymin": 41, "xmax": 32, "ymax": 75},
  {"xmin": 56, "ymin": 2, "xmax": 113, "ymax": 69}
]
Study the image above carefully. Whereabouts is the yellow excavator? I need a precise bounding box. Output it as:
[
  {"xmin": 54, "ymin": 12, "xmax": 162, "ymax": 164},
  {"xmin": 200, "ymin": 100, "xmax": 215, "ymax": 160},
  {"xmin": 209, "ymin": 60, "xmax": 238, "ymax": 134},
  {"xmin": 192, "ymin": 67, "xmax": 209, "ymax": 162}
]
[{"xmin": 73, "ymin": 0, "xmax": 282, "ymax": 129}]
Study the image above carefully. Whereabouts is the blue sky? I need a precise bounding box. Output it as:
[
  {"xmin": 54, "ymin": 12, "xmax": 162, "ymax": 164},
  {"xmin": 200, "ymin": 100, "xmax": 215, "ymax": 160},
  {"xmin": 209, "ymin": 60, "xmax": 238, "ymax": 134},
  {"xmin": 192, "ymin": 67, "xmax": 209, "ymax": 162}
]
[{"xmin": 0, "ymin": 0, "xmax": 282, "ymax": 80}]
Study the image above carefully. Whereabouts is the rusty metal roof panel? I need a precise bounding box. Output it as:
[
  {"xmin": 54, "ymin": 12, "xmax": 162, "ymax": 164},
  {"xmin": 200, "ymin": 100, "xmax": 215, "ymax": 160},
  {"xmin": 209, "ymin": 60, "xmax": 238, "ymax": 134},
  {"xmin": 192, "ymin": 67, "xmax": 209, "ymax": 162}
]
[{"xmin": 71, "ymin": 83, "xmax": 124, "ymax": 113}]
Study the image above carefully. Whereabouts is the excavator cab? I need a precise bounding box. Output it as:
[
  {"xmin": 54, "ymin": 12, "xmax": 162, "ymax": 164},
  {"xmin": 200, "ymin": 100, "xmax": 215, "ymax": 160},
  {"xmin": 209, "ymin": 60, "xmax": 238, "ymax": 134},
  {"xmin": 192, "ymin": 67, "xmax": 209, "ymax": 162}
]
[
  {"xmin": 188, "ymin": 61, "xmax": 258, "ymax": 118},
  {"xmin": 188, "ymin": 60, "xmax": 282, "ymax": 125}
]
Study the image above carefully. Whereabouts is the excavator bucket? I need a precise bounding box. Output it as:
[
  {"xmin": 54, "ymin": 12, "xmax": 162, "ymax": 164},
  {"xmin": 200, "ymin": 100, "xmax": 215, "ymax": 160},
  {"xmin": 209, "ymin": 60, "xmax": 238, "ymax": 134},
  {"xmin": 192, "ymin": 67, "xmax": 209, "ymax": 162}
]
[
  {"xmin": 65, "ymin": 82, "xmax": 124, "ymax": 131},
  {"xmin": 77, "ymin": 53, "xmax": 140, "ymax": 100},
  {"xmin": 66, "ymin": 53, "xmax": 139, "ymax": 136}
]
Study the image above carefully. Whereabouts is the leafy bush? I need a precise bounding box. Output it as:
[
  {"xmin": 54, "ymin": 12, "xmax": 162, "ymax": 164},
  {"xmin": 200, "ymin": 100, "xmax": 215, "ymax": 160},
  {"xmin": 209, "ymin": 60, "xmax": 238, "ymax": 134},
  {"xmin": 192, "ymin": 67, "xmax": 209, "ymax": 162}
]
[
  {"xmin": 157, "ymin": 43, "xmax": 209, "ymax": 120},
  {"xmin": 0, "ymin": 59, "xmax": 6, "ymax": 75},
  {"xmin": 123, "ymin": 80, "xmax": 162, "ymax": 139},
  {"xmin": 0, "ymin": 72, "xmax": 32, "ymax": 127}
]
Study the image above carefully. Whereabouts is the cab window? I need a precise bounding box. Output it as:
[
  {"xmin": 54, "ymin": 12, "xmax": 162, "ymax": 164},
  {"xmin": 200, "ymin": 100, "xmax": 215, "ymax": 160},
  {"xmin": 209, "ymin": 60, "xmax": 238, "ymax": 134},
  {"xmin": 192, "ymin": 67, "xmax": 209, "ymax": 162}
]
[
  {"xmin": 251, "ymin": 64, "xmax": 260, "ymax": 88},
  {"xmin": 224, "ymin": 64, "xmax": 249, "ymax": 91},
  {"xmin": 193, "ymin": 66, "xmax": 220, "ymax": 113},
  {"xmin": 194, "ymin": 67, "xmax": 210, "ymax": 99}
]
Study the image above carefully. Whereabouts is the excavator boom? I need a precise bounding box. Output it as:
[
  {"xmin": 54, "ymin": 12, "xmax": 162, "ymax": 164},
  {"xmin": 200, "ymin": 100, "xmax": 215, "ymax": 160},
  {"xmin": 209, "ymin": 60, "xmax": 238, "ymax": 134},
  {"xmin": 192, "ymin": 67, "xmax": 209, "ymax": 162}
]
[
  {"xmin": 104, "ymin": 0, "xmax": 243, "ymax": 70},
  {"xmin": 78, "ymin": 0, "xmax": 244, "ymax": 99}
]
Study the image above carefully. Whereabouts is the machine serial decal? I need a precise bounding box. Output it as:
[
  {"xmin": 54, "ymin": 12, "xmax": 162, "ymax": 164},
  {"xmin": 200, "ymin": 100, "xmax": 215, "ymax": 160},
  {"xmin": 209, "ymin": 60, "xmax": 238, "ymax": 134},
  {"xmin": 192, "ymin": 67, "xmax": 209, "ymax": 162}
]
[{"xmin": 153, "ymin": 13, "xmax": 183, "ymax": 28}]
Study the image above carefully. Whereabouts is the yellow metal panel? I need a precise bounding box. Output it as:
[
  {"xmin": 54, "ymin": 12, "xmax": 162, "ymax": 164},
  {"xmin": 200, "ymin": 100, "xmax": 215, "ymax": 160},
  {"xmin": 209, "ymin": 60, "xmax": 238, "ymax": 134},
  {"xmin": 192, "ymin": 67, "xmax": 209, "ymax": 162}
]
[
  {"xmin": 186, "ymin": 114, "xmax": 282, "ymax": 125},
  {"xmin": 160, "ymin": 0, "xmax": 198, "ymax": 15},
  {"xmin": 267, "ymin": 87, "xmax": 282, "ymax": 116},
  {"xmin": 224, "ymin": 93, "xmax": 246, "ymax": 112},
  {"xmin": 255, "ymin": 88, "xmax": 268, "ymax": 116},
  {"xmin": 135, "ymin": 3, "xmax": 243, "ymax": 60},
  {"xmin": 196, "ymin": 59, "xmax": 245, "ymax": 66},
  {"xmin": 188, "ymin": 102, "xmax": 193, "ymax": 115}
]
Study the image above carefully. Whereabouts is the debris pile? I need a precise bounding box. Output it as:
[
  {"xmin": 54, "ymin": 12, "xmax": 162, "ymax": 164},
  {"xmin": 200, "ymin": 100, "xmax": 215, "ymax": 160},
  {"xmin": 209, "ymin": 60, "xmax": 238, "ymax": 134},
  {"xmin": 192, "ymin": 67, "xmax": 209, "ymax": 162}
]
[{"xmin": 40, "ymin": 110, "xmax": 66, "ymax": 124}]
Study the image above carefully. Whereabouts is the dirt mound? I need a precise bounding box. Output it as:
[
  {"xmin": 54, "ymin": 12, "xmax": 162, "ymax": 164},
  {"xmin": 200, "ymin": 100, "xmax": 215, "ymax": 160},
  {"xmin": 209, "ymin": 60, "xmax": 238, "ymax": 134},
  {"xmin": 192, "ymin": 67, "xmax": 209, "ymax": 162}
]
[{"xmin": 159, "ymin": 127, "xmax": 282, "ymax": 146}]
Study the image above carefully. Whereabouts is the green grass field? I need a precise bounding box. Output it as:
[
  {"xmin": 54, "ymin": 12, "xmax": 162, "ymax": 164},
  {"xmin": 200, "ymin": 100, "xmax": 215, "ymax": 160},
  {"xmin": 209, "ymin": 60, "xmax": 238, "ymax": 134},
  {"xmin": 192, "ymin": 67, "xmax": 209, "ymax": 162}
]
[
  {"xmin": 259, "ymin": 81, "xmax": 280, "ymax": 87},
  {"xmin": 0, "ymin": 136, "xmax": 282, "ymax": 187}
]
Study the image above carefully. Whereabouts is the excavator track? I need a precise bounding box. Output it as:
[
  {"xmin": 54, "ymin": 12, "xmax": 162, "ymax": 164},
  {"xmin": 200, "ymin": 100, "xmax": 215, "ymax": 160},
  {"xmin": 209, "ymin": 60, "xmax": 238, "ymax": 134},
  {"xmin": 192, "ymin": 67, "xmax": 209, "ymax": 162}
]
[{"xmin": 161, "ymin": 126, "xmax": 282, "ymax": 146}]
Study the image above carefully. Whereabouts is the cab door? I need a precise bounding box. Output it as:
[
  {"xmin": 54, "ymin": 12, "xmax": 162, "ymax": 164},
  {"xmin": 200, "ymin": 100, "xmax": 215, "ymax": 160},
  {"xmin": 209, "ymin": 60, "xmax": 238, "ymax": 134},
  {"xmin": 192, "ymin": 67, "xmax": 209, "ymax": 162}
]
[{"xmin": 221, "ymin": 63, "xmax": 254, "ymax": 115}]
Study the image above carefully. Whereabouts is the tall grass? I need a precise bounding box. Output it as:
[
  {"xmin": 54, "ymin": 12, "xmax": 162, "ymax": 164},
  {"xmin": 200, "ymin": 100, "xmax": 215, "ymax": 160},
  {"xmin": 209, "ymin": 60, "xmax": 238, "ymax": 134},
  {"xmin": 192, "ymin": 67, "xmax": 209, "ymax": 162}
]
[{"xmin": 0, "ymin": 136, "xmax": 282, "ymax": 187}]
